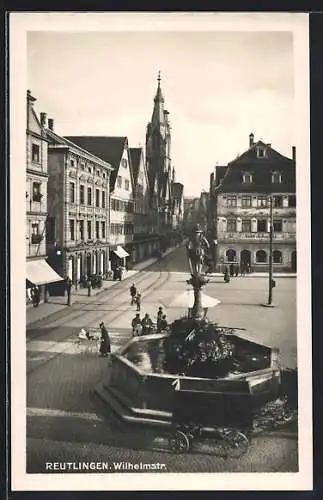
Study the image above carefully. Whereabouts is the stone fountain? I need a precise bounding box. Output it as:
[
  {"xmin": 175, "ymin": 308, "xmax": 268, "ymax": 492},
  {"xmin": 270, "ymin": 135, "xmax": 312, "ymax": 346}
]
[{"xmin": 94, "ymin": 226, "xmax": 283, "ymax": 429}]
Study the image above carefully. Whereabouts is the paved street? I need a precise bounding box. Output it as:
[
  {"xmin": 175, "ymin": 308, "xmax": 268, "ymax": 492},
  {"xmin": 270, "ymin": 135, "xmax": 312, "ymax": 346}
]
[{"xmin": 26, "ymin": 246, "xmax": 298, "ymax": 473}]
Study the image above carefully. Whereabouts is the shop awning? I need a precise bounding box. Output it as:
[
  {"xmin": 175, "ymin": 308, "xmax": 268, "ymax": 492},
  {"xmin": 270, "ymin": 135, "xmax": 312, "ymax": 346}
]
[
  {"xmin": 113, "ymin": 246, "xmax": 129, "ymax": 259},
  {"xmin": 26, "ymin": 260, "xmax": 64, "ymax": 286}
]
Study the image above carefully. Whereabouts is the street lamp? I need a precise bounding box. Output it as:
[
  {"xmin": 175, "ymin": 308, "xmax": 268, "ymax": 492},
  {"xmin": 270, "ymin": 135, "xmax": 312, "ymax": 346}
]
[{"xmin": 264, "ymin": 194, "xmax": 275, "ymax": 307}]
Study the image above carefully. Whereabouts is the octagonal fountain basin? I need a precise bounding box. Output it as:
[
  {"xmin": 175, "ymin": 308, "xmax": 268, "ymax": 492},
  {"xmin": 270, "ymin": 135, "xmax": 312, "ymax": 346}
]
[{"xmin": 95, "ymin": 332, "xmax": 281, "ymax": 429}]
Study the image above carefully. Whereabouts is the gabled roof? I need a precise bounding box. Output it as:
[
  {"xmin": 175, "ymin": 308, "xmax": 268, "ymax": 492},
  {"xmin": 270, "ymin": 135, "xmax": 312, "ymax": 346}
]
[
  {"xmin": 46, "ymin": 130, "xmax": 113, "ymax": 170},
  {"xmin": 65, "ymin": 136, "xmax": 128, "ymax": 191},
  {"xmin": 217, "ymin": 141, "xmax": 295, "ymax": 193}
]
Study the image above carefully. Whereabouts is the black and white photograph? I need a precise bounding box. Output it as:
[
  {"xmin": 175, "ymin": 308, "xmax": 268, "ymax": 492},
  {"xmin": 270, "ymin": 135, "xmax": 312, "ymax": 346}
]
[{"xmin": 10, "ymin": 12, "xmax": 312, "ymax": 491}]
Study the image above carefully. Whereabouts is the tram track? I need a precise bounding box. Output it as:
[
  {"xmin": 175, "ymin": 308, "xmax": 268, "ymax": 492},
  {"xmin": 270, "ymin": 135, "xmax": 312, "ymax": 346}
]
[{"xmin": 27, "ymin": 258, "xmax": 172, "ymax": 375}]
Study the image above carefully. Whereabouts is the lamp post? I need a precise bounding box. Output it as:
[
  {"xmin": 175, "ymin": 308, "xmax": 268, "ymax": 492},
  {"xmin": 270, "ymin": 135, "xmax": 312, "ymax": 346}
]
[{"xmin": 265, "ymin": 194, "xmax": 275, "ymax": 307}]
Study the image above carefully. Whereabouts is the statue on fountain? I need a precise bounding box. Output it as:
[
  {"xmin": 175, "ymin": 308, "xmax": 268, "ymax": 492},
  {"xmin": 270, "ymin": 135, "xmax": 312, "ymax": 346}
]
[{"xmin": 186, "ymin": 224, "xmax": 210, "ymax": 277}]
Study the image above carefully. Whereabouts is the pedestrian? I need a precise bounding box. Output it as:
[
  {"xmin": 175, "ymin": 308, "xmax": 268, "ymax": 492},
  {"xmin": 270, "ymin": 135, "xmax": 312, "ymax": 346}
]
[
  {"xmin": 131, "ymin": 313, "xmax": 142, "ymax": 336},
  {"xmin": 66, "ymin": 277, "xmax": 72, "ymax": 306},
  {"xmin": 141, "ymin": 313, "xmax": 153, "ymax": 335},
  {"xmin": 135, "ymin": 292, "xmax": 141, "ymax": 312},
  {"xmin": 230, "ymin": 263, "xmax": 234, "ymax": 277},
  {"xmin": 130, "ymin": 283, "xmax": 137, "ymax": 305},
  {"xmin": 224, "ymin": 267, "xmax": 230, "ymax": 283},
  {"xmin": 31, "ymin": 285, "xmax": 40, "ymax": 307},
  {"xmin": 87, "ymin": 277, "xmax": 92, "ymax": 297},
  {"xmin": 158, "ymin": 314, "xmax": 169, "ymax": 333},
  {"xmin": 235, "ymin": 264, "xmax": 239, "ymax": 277},
  {"xmin": 156, "ymin": 306, "xmax": 163, "ymax": 330},
  {"xmin": 99, "ymin": 321, "xmax": 111, "ymax": 356}
]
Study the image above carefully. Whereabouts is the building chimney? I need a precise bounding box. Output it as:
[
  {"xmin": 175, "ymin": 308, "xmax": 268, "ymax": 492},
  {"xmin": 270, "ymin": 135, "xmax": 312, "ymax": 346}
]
[
  {"xmin": 249, "ymin": 133, "xmax": 254, "ymax": 148},
  {"xmin": 292, "ymin": 146, "xmax": 296, "ymax": 165},
  {"xmin": 48, "ymin": 118, "xmax": 54, "ymax": 131},
  {"xmin": 40, "ymin": 112, "xmax": 47, "ymax": 128}
]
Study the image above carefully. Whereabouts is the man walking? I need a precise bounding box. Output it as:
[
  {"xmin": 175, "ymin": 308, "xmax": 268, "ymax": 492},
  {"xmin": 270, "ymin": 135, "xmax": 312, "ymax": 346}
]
[
  {"xmin": 141, "ymin": 313, "xmax": 153, "ymax": 335},
  {"xmin": 130, "ymin": 283, "xmax": 137, "ymax": 305},
  {"xmin": 131, "ymin": 313, "xmax": 142, "ymax": 336}
]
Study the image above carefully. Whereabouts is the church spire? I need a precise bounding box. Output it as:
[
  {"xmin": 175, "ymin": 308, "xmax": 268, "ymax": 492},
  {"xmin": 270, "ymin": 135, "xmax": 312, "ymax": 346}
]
[{"xmin": 152, "ymin": 70, "xmax": 164, "ymax": 124}]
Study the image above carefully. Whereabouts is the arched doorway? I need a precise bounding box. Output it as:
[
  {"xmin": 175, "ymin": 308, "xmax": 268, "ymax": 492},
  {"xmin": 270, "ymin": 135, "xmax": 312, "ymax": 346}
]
[
  {"xmin": 240, "ymin": 249, "xmax": 251, "ymax": 268},
  {"xmin": 291, "ymin": 251, "xmax": 297, "ymax": 271},
  {"xmin": 256, "ymin": 249, "xmax": 267, "ymax": 263},
  {"xmin": 226, "ymin": 248, "xmax": 236, "ymax": 262},
  {"xmin": 86, "ymin": 253, "xmax": 92, "ymax": 276}
]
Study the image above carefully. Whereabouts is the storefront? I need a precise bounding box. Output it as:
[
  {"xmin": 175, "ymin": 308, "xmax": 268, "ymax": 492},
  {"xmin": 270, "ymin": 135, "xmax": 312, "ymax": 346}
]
[{"xmin": 26, "ymin": 258, "xmax": 64, "ymax": 304}]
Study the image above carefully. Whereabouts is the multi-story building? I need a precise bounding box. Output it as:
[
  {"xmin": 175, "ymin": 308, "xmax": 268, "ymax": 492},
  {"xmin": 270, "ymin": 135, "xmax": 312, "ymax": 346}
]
[
  {"xmin": 66, "ymin": 136, "xmax": 135, "ymax": 269},
  {"xmin": 129, "ymin": 147, "xmax": 160, "ymax": 262},
  {"xmin": 210, "ymin": 134, "xmax": 296, "ymax": 272},
  {"xmin": 46, "ymin": 123, "xmax": 113, "ymax": 283},
  {"xmin": 26, "ymin": 91, "xmax": 62, "ymax": 302}
]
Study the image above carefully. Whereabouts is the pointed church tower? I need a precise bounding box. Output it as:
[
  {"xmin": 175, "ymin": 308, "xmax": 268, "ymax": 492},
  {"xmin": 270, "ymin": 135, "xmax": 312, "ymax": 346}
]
[{"xmin": 146, "ymin": 72, "xmax": 173, "ymax": 221}]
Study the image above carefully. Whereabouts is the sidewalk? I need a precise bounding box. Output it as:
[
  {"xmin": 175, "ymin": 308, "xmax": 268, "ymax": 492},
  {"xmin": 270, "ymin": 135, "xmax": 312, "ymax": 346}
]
[
  {"xmin": 26, "ymin": 246, "xmax": 176, "ymax": 326},
  {"xmin": 208, "ymin": 272, "xmax": 297, "ymax": 278}
]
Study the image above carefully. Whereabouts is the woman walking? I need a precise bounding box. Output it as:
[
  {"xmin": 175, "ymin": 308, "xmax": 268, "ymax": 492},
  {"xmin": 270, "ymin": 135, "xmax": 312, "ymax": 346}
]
[{"xmin": 99, "ymin": 321, "xmax": 111, "ymax": 357}]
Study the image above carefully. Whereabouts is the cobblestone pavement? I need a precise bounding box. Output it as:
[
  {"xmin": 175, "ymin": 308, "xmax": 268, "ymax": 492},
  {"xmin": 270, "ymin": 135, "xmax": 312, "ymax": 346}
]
[{"xmin": 25, "ymin": 246, "xmax": 299, "ymax": 474}]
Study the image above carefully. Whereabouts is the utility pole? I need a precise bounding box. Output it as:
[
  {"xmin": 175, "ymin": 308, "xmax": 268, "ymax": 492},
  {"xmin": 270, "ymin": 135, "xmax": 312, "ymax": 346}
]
[{"xmin": 267, "ymin": 194, "xmax": 274, "ymax": 305}]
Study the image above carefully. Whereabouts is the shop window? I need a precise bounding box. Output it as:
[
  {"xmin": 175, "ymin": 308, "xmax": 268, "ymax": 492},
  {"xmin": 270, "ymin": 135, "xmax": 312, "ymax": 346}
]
[
  {"xmin": 273, "ymin": 250, "xmax": 283, "ymax": 264},
  {"xmin": 257, "ymin": 219, "xmax": 267, "ymax": 232},
  {"xmin": 226, "ymin": 249, "xmax": 236, "ymax": 262},
  {"xmin": 256, "ymin": 250, "xmax": 267, "ymax": 262},
  {"xmin": 32, "ymin": 144, "xmax": 40, "ymax": 163}
]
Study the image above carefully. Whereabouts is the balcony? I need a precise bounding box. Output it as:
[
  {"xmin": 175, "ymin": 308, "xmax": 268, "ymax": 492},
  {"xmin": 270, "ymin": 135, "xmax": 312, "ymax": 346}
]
[{"xmin": 219, "ymin": 232, "xmax": 296, "ymax": 242}]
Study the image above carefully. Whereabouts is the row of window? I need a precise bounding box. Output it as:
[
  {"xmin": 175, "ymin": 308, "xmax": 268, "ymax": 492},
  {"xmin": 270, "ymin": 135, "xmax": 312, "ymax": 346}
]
[
  {"xmin": 241, "ymin": 171, "xmax": 284, "ymax": 185},
  {"xmin": 72, "ymin": 184, "xmax": 106, "ymax": 208},
  {"xmin": 70, "ymin": 158, "xmax": 107, "ymax": 179},
  {"xmin": 225, "ymin": 219, "xmax": 291, "ymax": 233},
  {"xmin": 226, "ymin": 194, "xmax": 296, "ymax": 208},
  {"xmin": 226, "ymin": 248, "xmax": 283, "ymax": 264},
  {"xmin": 111, "ymin": 198, "xmax": 134, "ymax": 213},
  {"xmin": 69, "ymin": 220, "xmax": 106, "ymax": 241},
  {"xmin": 110, "ymin": 223, "xmax": 134, "ymax": 235}
]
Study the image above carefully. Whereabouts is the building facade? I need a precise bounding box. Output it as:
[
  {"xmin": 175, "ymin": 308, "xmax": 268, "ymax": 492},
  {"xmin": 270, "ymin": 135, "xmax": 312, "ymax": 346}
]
[
  {"xmin": 210, "ymin": 134, "xmax": 296, "ymax": 272},
  {"xmin": 66, "ymin": 136, "xmax": 135, "ymax": 270},
  {"xmin": 46, "ymin": 124, "xmax": 113, "ymax": 283},
  {"xmin": 26, "ymin": 91, "xmax": 63, "ymax": 301},
  {"xmin": 129, "ymin": 147, "xmax": 160, "ymax": 262}
]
